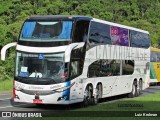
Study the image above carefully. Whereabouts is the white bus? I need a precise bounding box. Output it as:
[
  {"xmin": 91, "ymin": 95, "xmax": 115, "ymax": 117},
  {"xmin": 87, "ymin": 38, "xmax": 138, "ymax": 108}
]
[{"xmin": 1, "ymin": 15, "xmax": 150, "ymax": 105}]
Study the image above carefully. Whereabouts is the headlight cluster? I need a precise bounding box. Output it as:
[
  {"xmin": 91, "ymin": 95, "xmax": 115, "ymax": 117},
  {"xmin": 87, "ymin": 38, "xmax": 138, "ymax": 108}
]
[{"xmin": 14, "ymin": 82, "xmax": 25, "ymax": 91}]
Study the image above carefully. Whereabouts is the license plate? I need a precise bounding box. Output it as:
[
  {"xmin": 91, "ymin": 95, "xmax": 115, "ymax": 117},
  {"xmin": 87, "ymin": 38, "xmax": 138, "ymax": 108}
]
[{"xmin": 33, "ymin": 99, "xmax": 42, "ymax": 104}]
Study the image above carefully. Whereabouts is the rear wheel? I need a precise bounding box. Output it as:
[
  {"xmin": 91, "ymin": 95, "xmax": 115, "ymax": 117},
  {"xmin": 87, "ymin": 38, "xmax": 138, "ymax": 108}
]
[
  {"xmin": 128, "ymin": 81, "xmax": 137, "ymax": 98},
  {"xmin": 93, "ymin": 84, "xmax": 102, "ymax": 105},
  {"xmin": 136, "ymin": 80, "xmax": 143, "ymax": 96},
  {"xmin": 138, "ymin": 80, "xmax": 143, "ymax": 95}
]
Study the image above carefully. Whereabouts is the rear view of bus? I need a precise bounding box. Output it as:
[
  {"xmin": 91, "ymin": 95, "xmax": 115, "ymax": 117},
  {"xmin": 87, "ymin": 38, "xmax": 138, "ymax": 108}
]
[{"xmin": 150, "ymin": 47, "xmax": 160, "ymax": 85}]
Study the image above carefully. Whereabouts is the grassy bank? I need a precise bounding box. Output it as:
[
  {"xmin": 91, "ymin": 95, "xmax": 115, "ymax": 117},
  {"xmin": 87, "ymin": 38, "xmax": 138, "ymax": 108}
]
[
  {"xmin": 32, "ymin": 92, "xmax": 160, "ymax": 120},
  {"xmin": 0, "ymin": 79, "xmax": 13, "ymax": 91}
]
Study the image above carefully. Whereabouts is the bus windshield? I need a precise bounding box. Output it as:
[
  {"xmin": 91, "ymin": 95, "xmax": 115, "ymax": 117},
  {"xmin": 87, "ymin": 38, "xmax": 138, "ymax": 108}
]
[
  {"xmin": 15, "ymin": 52, "xmax": 66, "ymax": 84},
  {"xmin": 151, "ymin": 51, "xmax": 160, "ymax": 62},
  {"xmin": 20, "ymin": 21, "xmax": 72, "ymax": 42}
]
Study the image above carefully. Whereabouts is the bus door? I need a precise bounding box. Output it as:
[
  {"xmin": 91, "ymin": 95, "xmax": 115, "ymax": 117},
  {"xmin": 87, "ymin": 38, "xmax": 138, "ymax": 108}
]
[{"xmin": 69, "ymin": 45, "xmax": 86, "ymax": 100}]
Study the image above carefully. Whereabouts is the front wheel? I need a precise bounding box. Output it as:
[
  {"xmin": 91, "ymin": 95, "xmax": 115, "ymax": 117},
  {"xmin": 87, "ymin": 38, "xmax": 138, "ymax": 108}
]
[{"xmin": 82, "ymin": 85, "xmax": 93, "ymax": 107}]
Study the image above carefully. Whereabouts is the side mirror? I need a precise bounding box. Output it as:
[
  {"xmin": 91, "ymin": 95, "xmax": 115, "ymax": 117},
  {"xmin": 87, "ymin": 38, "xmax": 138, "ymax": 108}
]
[
  {"xmin": 0, "ymin": 46, "xmax": 2, "ymax": 51},
  {"xmin": 1, "ymin": 42, "xmax": 17, "ymax": 61},
  {"xmin": 0, "ymin": 46, "xmax": 2, "ymax": 59}
]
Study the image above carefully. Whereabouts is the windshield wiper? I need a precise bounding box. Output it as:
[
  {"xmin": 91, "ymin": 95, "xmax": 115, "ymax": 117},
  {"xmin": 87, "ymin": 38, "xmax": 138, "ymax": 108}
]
[
  {"xmin": 18, "ymin": 76, "xmax": 29, "ymax": 79},
  {"xmin": 16, "ymin": 76, "xmax": 58, "ymax": 84},
  {"xmin": 33, "ymin": 78, "xmax": 57, "ymax": 84},
  {"xmin": 44, "ymin": 78, "xmax": 57, "ymax": 84}
]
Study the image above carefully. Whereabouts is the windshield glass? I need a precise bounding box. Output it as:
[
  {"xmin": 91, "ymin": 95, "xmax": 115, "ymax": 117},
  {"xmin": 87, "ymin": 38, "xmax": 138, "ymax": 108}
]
[
  {"xmin": 20, "ymin": 21, "xmax": 72, "ymax": 42},
  {"xmin": 15, "ymin": 52, "xmax": 66, "ymax": 83}
]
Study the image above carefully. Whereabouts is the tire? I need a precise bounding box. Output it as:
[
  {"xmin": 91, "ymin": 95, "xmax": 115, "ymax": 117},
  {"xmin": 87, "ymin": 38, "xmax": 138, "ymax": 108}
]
[
  {"xmin": 128, "ymin": 81, "xmax": 137, "ymax": 98},
  {"xmin": 82, "ymin": 85, "xmax": 92, "ymax": 107},
  {"xmin": 139, "ymin": 80, "xmax": 143, "ymax": 95},
  {"xmin": 136, "ymin": 80, "xmax": 143, "ymax": 96},
  {"xmin": 92, "ymin": 84, "xmax": 102, "ymax": 105}
]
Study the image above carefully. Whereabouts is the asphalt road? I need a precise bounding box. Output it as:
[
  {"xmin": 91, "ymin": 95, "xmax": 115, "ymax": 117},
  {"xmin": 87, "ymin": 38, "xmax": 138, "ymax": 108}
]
[{"xmin": 0, "ymin": 86, "xmax": 160, "ymax": 119}]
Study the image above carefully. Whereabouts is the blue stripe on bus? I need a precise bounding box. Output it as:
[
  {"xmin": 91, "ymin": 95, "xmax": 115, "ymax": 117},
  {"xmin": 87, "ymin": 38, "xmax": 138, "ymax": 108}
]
[{"xmin": 62, "ymin": 81, "xmax": 71, "ymax": 101}]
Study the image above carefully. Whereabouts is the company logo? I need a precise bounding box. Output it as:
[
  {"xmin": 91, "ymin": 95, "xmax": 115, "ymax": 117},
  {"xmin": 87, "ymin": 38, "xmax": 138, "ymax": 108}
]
[
  {"xmin": 2, "ymin": 112, "xmax": 11, "ymax": 117},
  {"xmin": 29, "ymin": 86, "xmax": 43, "ymax": 90},
  {"xmin": 1, "ymin": 112, "xmax": 42, "ymax": 117}
]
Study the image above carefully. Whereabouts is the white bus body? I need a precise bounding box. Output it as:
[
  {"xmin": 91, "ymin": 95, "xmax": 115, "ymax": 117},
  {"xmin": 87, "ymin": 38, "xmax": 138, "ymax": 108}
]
[{"xmin": 1, "ymin": 16, "xmax": 150, "ymax": 105}]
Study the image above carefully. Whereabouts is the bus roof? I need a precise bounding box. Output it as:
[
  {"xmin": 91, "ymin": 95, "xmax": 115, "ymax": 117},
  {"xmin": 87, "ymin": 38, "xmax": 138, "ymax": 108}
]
[
  {"xmin": 26, "ymin": 15, "xmax": 149, "ymax": 34},
  {"xmin": 151, "ymin": 47, "xmax": 160, "ymax": 52},
  {"xmin": 27, "ymin": 15, "xmax": 92, "ymax": 21}
]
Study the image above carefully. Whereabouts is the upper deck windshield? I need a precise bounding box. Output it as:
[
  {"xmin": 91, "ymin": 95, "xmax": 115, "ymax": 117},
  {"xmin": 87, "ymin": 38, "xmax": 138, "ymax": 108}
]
[
  {"xmin": 15, "ymin": 52, "xmax": 67, "ymax": 84},
  {"xmin": 20, "ymin": 21, "xmax": 72, "ymax": 42}
]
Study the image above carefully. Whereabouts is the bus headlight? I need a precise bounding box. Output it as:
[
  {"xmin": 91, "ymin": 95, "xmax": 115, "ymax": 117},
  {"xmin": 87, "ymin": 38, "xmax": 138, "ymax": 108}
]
[
  {"xmin": 53, "ymin": 82, "xmax": 75, "ymax": 92},
  {"xmin": 14, "ymin": 83, "xmax": 24, "ymax": 91},
  {"xmin": 54, "ymin": 86, "xmax": 70, "ymax": 92},
  {"xmin": 15, "ymin": 85, "xmax": 23, "ymax": 91}
]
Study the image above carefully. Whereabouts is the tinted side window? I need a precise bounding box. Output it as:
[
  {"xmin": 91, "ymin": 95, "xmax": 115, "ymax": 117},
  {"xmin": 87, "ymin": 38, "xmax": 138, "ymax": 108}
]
[
  {"xmin": 130, "ymin": 30, "xmax": 150, "ymax": 48},
  {"xmin": 122, "ymin": 60, "xmax": 134, "ymax": 75},
  {"xmin": 73, "ymin": 20, "xmax": 90, "ymax": 42},
  {"xmin": 89, "ymin": 22, "xmax": 111, "ymax": 45},
  {"xmin": 87, "ymin": 59, "xmax": 120, "ymax": 78}
]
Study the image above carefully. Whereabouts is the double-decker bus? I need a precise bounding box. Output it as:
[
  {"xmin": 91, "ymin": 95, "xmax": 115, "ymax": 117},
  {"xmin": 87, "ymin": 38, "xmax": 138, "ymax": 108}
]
[
  {"xmin": 1, "ymin": 15, "xmax": 150, "ymax": 105},
  {"xmin": 150, "ymin": 47, "xmax": 160, "ymax": 85}
]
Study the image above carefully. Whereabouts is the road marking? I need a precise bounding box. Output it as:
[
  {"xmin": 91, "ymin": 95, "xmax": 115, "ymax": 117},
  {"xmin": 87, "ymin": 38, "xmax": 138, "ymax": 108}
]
[
  {"xmin": 0, "ymin": 104, "xmax": 28, "ymax": 109},
  {"xmin": 0, "ymin": 98, "xmax": 11, "ymax": 101}
]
